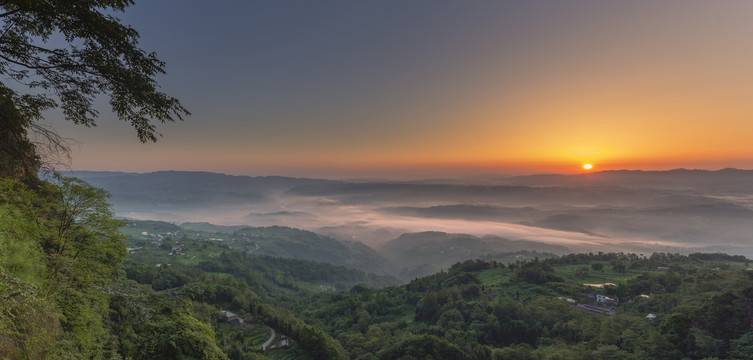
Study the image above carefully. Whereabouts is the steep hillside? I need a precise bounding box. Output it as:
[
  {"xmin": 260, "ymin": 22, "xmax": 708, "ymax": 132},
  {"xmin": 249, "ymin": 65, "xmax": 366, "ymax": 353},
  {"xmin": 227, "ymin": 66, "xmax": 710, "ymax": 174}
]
[
  {"xmin": 125, "ymin": 220, "xmax": 392, "ymax": 282},
  {"xmin": 231, "ymin": 226, "xmax": 388, "ymax": 274},
  {"xmin": 380, "ymin": 231, "xmax": 568, "ymax": 280}
]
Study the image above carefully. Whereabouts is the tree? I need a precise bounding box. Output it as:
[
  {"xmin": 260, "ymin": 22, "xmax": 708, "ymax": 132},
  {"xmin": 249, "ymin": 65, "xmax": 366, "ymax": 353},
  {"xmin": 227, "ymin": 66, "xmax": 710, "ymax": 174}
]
[
  {"xmin": 730, "ymin": 331, "xmax": 753, "ymax": 360},
  {"xmin": 135, "ymin": 312, "xmax": 228, "ymax": 360},
  {"xmin": 378, "ymin": 334, "xmax": 463, "ymax": 360},
  {"xmin": 438, "ymin": 308, "xmax": 464, "ymax": 330},
  {"xmin": 0, "ymin": 207, "xmax": 59, "ymax": 359},
  {"xmin": 0, "ymin": 86, "xmax": 41, "ymax": 179},
  {"xmin": 5, "ymin": 173, "xmax": 126, "ymax": 281},
  {"xmin": 0, "ymin": 0, "xmax": 188, "ymax": 158},
  {"xmin": 0, "ymin": 2, "xmax": 198, "ymax": 358},
  {"xmin": 612, "ymin": 261, "xmax": 626, "ymax": 274},
  {"xmin": 2, "ymin": 173, "xmax": 127, "ymax": 356}
]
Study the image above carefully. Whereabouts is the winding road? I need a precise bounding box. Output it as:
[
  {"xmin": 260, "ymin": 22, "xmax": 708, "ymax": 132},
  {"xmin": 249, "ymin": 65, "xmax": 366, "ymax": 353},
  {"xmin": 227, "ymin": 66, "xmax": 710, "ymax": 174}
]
[{"xmin": 260, "ymin": 325, "xmax": 276, "ymax": 351}]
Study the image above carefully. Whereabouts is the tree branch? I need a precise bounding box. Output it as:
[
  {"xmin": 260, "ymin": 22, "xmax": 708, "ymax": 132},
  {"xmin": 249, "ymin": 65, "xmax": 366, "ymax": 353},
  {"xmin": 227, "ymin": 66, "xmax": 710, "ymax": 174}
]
[
  {"xmin": 0, "ymin": 52, "xmax": 62, "ymax": 70},
  {"xmin": 0, "ymin": 18, "xmax": 16, "ymax": 42},
  {"xmin": 0, "ymin": 8, "xmax": 21, "ymax": 18}
]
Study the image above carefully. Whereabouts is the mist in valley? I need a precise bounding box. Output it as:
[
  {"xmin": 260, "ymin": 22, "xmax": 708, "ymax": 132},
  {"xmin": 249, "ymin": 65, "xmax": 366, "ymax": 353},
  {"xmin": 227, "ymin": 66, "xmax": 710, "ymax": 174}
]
[{"xmin": 66, "ymin": 169, "xmax": 753, "ymax": 272}]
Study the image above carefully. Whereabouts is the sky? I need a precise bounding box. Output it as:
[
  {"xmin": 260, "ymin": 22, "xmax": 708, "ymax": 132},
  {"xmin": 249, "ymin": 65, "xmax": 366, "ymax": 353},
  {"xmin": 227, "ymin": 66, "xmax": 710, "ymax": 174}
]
[{"xmin": 49, "ymin": 0, "xmax": 753, "ymax": 178}]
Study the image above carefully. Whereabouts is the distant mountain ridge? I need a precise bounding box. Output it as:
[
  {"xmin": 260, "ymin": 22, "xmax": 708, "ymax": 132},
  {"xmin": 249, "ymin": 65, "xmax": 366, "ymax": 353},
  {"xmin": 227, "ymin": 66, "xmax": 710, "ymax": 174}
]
[
  {"xmin": 62, "ymin": 170, "xmax": 339, "ymax": 213},
  {"xmin": 63, "ymin": 169, "xmax": 753, "ymax": 259},
  {"xmin": 503, "ymin": 168, "xmax": 753, "ymax": 193},
  {"xmin": 65, "ymin": 168, "xmax": 753, "ymax": 195},
  {"xmin": 64, "ymin": 170, "xmax": 338, "ymax": 192}
]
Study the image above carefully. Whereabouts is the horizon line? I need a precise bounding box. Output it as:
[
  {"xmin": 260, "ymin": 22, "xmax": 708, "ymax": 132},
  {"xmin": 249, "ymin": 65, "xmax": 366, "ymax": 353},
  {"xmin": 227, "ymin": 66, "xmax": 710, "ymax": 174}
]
[{"xmin": 59, "ymin": 166, "xmax": 753, "ymax": 180}]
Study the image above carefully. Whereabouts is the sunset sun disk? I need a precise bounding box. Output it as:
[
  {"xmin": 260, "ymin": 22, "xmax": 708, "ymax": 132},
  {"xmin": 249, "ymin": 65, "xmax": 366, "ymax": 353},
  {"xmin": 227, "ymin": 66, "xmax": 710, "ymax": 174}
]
[{"xmin": 583, "ymin": 163, "xmax": 593, "ymax": 170}]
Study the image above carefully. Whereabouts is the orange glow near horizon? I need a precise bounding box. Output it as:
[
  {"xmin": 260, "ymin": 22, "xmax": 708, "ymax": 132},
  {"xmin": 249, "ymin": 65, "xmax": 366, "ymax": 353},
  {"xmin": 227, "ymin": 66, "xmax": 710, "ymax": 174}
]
[
  {"xmin": 67, "ymin": 148, "xmax": 753, "ymax": 179},
  {"xmin": 57, "ymin": 1, "xmax": 753, "ymax": 178}
]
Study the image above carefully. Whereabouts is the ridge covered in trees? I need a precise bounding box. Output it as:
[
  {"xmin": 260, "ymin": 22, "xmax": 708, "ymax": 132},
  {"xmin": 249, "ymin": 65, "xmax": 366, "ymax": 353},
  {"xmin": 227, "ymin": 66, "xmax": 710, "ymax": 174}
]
[{"xmin": 296, "ymin": 253, "xmax": 753, "ymax": 359}]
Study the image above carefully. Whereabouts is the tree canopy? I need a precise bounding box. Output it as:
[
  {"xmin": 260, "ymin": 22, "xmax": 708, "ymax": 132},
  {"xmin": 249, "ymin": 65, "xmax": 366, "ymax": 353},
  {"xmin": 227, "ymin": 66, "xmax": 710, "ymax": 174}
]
[
  {"xmin": 0, "ymin": 3, "xmax": 227, "ymax": 359},
  {"xmin": 0, "ymin": 0, "xmax": 188, "ymax": 145}
]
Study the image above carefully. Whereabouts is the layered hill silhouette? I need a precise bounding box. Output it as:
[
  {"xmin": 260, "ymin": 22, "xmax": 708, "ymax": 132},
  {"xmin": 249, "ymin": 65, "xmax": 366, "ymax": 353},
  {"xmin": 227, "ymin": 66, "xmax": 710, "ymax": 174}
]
[{"xmin": 67, "ymin": 169, "xmax": 753, "ymax": 259}]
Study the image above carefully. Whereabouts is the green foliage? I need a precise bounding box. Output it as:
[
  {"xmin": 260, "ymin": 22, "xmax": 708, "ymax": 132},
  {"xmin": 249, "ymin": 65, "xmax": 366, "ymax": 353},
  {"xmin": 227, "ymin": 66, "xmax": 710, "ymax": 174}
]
[
  {"xmin": 230, "ymin": 226, "xmax": 388, "ymax": 275},
  {"xmin": 514, "ymin": 259, "xmax": 563, "ymax": 285},
  {"xmin": 0, "ymin": 2, "xmax": 238, "ymax": 358},
  {"xmin": 291, "ymin": 252, "xmax": 753, "ymax": 360},
  {"xmin": 1, "ymin": 174, "xmax": 130, "ymax": 358},
  {"xmin": 0, "ymin": 202, "xmax": 44, "ymax": 282},
  {"xmin": 0, "ymin": 86, "xmax": 40, "ymax": 180},
  {"xmin": 730, "ymin": 331, "xmax": 753, "ymax": 360},
  {"xmin": 377, "ymin": 334, "xmax": 463, "ymax": 360},
  {"xmin": 134, "ymin": 311, "xmax": 227, "ymax": 360},
  {"xmin": 1, "ymin": 175, "xmax": 235, "ymax": 359},
  {"xmin": 124, "ymin": 221, "xmax": 391, "ymax": 276},
  {"xmin": 0, "ymin": 0, "xmax": 188, "ymax": 142},
  {"xmin": 491, "ymin": 343, "xmax": 535, "ymax": 360},
  {"xmin": 0, "ymin": 267, "xmax": 58, "ymax": 359},
  {"xmin": 124, "ymin": 236, "xmax": 398, "ymax": 295},
  {"xmin": 4, "ymin": 174, "xmax": 127, "ymax": 285},
  {"xmin": 215, "ymin": 322, "xmax": 270, "ymax": 359}
]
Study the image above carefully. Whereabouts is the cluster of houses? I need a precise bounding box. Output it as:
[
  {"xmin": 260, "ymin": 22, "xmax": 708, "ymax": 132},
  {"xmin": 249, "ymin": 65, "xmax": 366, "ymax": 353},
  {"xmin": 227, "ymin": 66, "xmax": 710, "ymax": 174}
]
[
  {"xmin": 137, "ymin": 230, "xmax": 181, "ymax": 238},
  {"xmin": 126, "ymin": 246, "xmax": 143, "ymax": 253}
]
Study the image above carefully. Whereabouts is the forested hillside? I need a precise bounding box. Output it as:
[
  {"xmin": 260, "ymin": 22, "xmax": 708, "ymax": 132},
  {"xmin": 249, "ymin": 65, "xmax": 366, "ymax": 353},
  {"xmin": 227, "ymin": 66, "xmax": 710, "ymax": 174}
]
[
  {"xmin": 5, "ymin": 170, "xmax": 753, "ymax": 360},
  {"xmin": 297, "ymin": 253, "xmax": 753, "ymax": 359},
  {"xmin": 107, "ymin": 214, "xmax": 753, "ymax": 360},
  {"xmin": 1, "ymin": 170, "xmax": 353, "ymax": 358},
  {"xmin": 119, "ymin": 237, "xmax": 753, "ymax": 359},
  {"xmin": 117, "ymin": 220, "xmax": 753, "ymax": 360}
]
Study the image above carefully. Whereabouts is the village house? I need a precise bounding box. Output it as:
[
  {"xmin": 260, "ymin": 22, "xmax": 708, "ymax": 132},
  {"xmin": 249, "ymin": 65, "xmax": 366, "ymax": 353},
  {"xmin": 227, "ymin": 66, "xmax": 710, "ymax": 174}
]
[
  {"xmin": 595, "ymin": 294, "xmax": 619, "ymax": 308},
  {"xmin": 169, "ymin": 244, "xmax": 185, "ymax": 255},
  {"xmin": 221, "ymin": 310, "xmax": 244, "ymax": 326}
]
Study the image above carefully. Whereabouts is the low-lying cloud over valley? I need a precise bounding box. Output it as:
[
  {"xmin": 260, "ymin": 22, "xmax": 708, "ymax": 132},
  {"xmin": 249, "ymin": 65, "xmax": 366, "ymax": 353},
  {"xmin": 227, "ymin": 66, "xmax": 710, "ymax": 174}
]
[{"xmin": 67, "ymin": 169, "xmax": 753, "ymax": 259}]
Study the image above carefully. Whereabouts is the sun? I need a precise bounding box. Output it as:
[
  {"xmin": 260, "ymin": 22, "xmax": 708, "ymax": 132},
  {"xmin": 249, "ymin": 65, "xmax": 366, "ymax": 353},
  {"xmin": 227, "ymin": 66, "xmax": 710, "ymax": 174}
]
[{"xmin": 583, "ymin": 163, "xmax": 593, "ymax": 170}]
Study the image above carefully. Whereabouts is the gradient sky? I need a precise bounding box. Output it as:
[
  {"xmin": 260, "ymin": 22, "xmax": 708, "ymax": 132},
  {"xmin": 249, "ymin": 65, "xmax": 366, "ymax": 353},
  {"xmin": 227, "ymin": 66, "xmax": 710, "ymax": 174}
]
[{"xmin": 50, "ymin": 0, "xmax": 753, "ymax": 178}]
